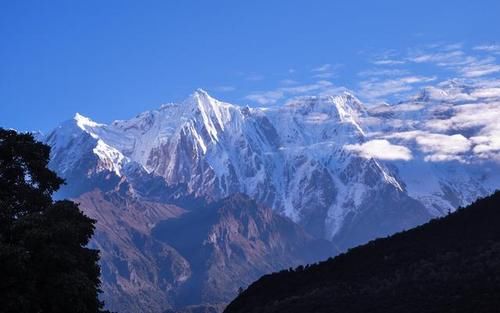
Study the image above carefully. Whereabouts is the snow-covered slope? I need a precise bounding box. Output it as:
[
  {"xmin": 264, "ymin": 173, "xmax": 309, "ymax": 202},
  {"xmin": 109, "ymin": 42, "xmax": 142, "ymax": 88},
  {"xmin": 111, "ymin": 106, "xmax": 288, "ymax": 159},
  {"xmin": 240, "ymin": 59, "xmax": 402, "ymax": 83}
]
[{"xmin": 44, "ymin": 83, "xmax": 500, "ymax": 248}]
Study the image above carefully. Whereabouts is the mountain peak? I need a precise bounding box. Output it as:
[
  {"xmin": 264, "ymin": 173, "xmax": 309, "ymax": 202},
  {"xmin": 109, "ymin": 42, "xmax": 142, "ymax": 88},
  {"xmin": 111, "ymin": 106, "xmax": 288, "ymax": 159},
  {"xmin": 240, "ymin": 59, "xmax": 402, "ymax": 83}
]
[
  {"xmin": 73, "ymin": 112, "xmax": 103, "ymax": 130},
  {"xmin": 186, "ymin": 88, "xmax": 217, "ymax": 107},
  {"xmin": 180, "ymin": 88, "xmax": 237, "ymax": 143},
  {"xmin": 331, "ymin": 91, "xmax": 366, "ymax": 112},
  {"xmin": 194, "ymin": 88, "xmax": 210, "ymax": 97},
  {"xmin": 189, "ymin": 88, "xmax": 219, "ymax": 106},
  {"xmin": 285, "ymin": 91, "xmax": 365, "ymax": 113}
]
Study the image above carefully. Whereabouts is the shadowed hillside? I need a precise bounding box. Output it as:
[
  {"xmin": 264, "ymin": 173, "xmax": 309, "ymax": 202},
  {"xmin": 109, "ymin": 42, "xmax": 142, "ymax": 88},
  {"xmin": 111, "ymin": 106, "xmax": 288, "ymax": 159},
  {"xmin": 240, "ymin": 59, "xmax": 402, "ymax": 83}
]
[{"xmin": 225, "ymin": 191, "xmax": 500, "ymax": 313}]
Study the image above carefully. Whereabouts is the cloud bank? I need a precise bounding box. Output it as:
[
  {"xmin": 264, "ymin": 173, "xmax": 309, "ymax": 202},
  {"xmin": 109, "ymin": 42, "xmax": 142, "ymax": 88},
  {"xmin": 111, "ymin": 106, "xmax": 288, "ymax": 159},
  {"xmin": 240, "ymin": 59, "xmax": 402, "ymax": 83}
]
[{"xmin": 345, "ymin": 139, "xmax": 413, "ymax": 161}]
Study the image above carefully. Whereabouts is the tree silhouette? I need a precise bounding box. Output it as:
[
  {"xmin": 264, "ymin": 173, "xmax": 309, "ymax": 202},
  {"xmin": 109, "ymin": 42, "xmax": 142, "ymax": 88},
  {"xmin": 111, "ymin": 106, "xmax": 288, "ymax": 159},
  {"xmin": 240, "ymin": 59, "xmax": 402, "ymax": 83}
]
[{"xmin": 0, "ymin": 128, "xmax": 109, "ymax": 313}]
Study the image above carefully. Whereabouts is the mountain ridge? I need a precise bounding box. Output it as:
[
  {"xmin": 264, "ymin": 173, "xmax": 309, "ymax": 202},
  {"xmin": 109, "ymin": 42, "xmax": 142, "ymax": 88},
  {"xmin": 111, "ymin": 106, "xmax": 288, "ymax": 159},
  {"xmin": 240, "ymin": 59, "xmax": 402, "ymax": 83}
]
[
  {"xmin": 44, "ymin": 83, "xmax": 500, "ymax": 244},
  {"xmin": 223, "ymin": 190, "xmax": 500, "ymax": 313}
]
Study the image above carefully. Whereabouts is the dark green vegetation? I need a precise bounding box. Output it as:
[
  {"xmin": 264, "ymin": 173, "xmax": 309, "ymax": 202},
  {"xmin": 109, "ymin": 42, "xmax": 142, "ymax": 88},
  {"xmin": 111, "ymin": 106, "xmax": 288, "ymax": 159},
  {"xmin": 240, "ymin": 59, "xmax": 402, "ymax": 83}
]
[
  {"xmin": 225, "ymin": 191, "xmax": 500, "ymax": 313},
  {"xmin": 0, "ymin": 129, "xmax": 108, "ymax": 313}
]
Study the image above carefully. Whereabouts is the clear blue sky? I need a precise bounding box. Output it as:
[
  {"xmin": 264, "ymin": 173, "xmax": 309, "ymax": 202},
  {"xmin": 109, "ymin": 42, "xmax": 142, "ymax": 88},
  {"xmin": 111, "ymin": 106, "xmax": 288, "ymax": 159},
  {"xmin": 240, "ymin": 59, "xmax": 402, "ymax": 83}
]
[{"xmin": 1, "ymin": 0, "xmax": 499, "ymax": 131}]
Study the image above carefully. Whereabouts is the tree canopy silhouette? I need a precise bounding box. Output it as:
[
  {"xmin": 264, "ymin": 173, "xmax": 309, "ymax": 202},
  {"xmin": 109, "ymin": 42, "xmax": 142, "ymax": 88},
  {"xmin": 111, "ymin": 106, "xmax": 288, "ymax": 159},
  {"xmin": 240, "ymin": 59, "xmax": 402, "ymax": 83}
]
[{"xmin": 0, "ymin": 128, "xmax": 108, "ymax": 313}]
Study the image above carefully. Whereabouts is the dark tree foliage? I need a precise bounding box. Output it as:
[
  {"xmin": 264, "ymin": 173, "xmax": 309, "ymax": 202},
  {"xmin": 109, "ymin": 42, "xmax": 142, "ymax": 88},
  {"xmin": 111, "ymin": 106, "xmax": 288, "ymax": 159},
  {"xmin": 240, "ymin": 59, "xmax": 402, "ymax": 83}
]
[
  {"xmin": 225, "ymin": 191, "xmax": 500, "ymax": 313},
  {"xmin": 0, "ymin": 128, "xmax": 109, "ymax": 313}
]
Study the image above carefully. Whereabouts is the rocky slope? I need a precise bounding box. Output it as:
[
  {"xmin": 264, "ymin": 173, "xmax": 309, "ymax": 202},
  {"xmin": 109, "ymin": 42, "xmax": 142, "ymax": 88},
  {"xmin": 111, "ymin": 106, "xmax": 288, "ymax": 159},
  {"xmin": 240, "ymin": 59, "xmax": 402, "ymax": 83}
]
[
  {"xmin": 75, "ymin": 189, "xmax": 333, "ymax": 312},
  {"xmin": 74, "ymin": 190, "xmax": 188, "ymax": 313}
]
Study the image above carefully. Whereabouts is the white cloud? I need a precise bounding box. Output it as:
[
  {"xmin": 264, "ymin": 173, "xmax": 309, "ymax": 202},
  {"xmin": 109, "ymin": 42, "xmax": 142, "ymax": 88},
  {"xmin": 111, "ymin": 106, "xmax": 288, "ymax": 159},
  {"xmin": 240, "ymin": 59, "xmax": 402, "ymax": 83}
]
[
  {"xmin": 460, "ymin": 62, "xmax": 500, "ymax": 77},
  {"xmin": 245, "ymin": 81, "xmax": 336, "ymax": 105},
  {"xmin": 441, "ymin": 43, "xmax": 464, "ymax": 51},
  {"xmin": 212, "ymin": 85, "xmax": 235, "ymax": 92},
  {"xmin": 471, "ymin": 87, "xmax": 500, "ymax": 98},
  {"xmin": 408, "ymin": 50, "xmax": 465, "ymax": 65},
  {"xmin": 311, "ymin": 64, "xmax": 341, "ymax": 79},
  {"xmin": 385, "ymin": 131, "xmax": 474, "ymax": 162},
  {"xmin": 344, "ymin": 139, "xmax": 413, "ymax": 161},
  {"xmin": 424, "ymin": 119, "xmax": 454, "ymax": 132},
  {"xmin": 424, "ymin": 154, "xmax": 465, "ymax": 162},
  {"xmin": 313, "ymin": 72, "xmax": 334, "ymax": 79},
  {"xmin": 401, "ymin": 76, "xmax": 437, "ymax": 84},
  {"xmin": 281, "ymin": 80, "xmax": 334, "ymax": 94},
  {"xmin": 355, "ymin": 43, "xmax": 500, "ymax": 105},
  {"xmin": 384, "ymin": 130, "xmax": 426, "ymax": 141},
  {"xmin": 355, "ymin": 43, "xmax": 500, "ymax": 162},
  {"xmin": 383, "ymin": 103, "xmax": 425, "ymax": 113},
  {"xmin": 420, "ymin": 98, "xmax": 500, "ymax": 161},
  {"xmin": 372, "ymin": 59, "xmax": 406, "ymax": 65},
  {"xmin": 416, "ymin": 133, "xmax": 471, "ymax": 155},
  {"xmin": 474, "ymin": 44, "xmax": 500, "ymax": 54},
  {"xmin": 358, "ymin": 68, "xmax": 409, "ymax": 77},
  {"xmin": 419, "ymin": 85, "xmax": 477, "ymax": 102},
  {"xmin": 425, "ymin": 101, "xmax": 500, "ymax": 132},
  {"xmin": 403, "ymin": 45, "xmax": 500, "ymax": 78},
  {"xmin": 245, "ymin": 90, "xmax": 284, "ymax": 105},
  {"xmin": 384, "ymin": 110, "xmax": 500, "ymax": 162},
  {"xmin": 359, "ymin": 76, "xmax": 436, "ymax": 100},
  {"xmin": 312, "ymin": 64, "xmax": 332, "ymax": 72},
  {"xmin": 471, "ymin": 132, "xmax": 500, "ymax": 160}
]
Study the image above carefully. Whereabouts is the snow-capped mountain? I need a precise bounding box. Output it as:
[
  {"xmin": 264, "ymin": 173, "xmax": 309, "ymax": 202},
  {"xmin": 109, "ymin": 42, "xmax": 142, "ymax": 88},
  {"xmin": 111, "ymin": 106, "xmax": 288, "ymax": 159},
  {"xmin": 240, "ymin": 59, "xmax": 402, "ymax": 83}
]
[
  {"xmin": 42, "ymin": 82, "xmax": 500, "ymax": 312},
  {"xmin": 45, "ymin": 83, "xmax": 500, "ymax": 248}
]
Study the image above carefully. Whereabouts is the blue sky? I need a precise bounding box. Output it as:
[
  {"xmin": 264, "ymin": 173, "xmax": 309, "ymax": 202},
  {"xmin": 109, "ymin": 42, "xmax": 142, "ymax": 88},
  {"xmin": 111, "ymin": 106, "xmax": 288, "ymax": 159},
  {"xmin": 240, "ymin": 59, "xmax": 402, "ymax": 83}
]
[{"xmin": 1, "ymin": 0, "xmax": 500, "ymax": 131}]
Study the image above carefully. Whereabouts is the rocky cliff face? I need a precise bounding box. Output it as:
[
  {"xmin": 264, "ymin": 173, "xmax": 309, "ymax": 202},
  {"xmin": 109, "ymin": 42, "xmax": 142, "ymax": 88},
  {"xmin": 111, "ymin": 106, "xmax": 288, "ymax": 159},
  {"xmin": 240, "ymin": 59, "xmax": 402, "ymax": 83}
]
[
  {"xmin": 74, "ymin": 190, "xmax": 188, "ymax": 313},
  {"xmin": 75, "ymin": 190, "xmax": 333, "ymax": 313}
]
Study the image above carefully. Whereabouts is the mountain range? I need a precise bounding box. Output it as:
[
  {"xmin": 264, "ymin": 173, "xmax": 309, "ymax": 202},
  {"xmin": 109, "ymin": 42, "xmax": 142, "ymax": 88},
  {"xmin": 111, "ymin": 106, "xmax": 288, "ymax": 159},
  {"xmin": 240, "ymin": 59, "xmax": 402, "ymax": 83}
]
[{"xmin": 40, "ymin": 80, "xmax": 500, "ymax": 312}]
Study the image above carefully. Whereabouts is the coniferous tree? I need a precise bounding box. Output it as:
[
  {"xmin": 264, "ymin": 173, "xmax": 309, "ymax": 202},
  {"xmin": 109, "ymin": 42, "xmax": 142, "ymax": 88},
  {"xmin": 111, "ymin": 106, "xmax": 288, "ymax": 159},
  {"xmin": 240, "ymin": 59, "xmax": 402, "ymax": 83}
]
[{"xmin": 0, "ymin": 128, "xmax": 109, "ymax": 313}]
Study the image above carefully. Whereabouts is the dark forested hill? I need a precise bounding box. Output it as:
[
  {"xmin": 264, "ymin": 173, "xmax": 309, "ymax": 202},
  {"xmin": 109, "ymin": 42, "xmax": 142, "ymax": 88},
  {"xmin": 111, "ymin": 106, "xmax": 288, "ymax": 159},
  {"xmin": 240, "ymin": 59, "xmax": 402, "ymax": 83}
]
[{"xmin": 224, "ymin": 191, "xmax": 500, "ymax": 313}]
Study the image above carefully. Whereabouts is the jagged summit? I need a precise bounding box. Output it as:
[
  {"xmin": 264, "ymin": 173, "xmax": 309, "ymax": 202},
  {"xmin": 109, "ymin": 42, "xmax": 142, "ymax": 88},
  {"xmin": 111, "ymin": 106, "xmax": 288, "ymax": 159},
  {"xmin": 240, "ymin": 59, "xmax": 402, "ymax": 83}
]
[
  {"xmin": 283, "ymin": 92, "xmax": 366, "ymax": 121},
  {"xmin": 193, "ymin": 87, "xmax": 211, "ymax": 97},
  {"xmin": 74, "ymin": 112, "xmax": 104, "ymax": 129}
]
